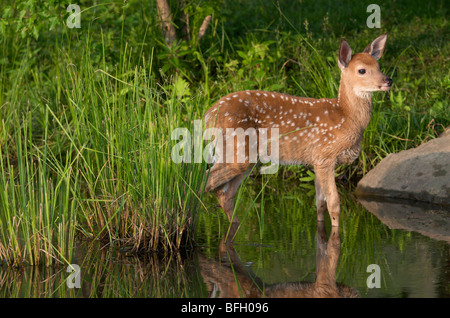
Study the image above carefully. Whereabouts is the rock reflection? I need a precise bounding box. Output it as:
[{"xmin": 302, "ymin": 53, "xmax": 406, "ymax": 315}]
[
  {"xmin": 199, "ymin": 222, "xmax": 359, "ymax": 298},
  {"xmin": 358, "ymin": 197, "xmax": 450, "ymax": 243}
]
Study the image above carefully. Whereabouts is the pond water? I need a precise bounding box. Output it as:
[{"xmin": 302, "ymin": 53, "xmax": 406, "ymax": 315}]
[{"xmin": 0, "ymin": 180, "xmax": 449, "ymax": 298}]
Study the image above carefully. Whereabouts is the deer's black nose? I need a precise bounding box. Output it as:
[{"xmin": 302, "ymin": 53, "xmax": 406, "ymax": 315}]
[{"xmin": 385, "ymin": 78, "xmax": 393, "ymax": 86}]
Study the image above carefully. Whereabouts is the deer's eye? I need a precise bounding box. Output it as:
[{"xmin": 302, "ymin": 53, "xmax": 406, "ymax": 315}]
[{"xmin": 358, "ymin": 69, "xmax": 366, "ymax": 74}]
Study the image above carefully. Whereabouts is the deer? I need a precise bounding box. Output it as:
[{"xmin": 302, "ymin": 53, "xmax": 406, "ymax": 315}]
[{"xmin": 203, "ymin": 33, "xmax": 392, "ymax": 228}]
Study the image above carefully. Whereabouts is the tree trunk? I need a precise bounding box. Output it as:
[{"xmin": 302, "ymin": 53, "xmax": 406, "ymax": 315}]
[
  {"xmin": 156, "ymin": 0, "xmax": 177, "ymax": 47},
  {"xmin": 198, "ymin": 15, "xmax": 212, "ymax": 42},
  {"xmin": 155, "ymin": 0, "xmax": 212, "ymax": 46},
  {"xmin": 178, "ymin": 0, "xmax": 191, "ymax": 41}
]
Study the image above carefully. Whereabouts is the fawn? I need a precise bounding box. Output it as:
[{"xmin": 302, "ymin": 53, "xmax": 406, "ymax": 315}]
[{"xmin": 203, "ymin": 33, "xmax": 392, "ymax": 227}]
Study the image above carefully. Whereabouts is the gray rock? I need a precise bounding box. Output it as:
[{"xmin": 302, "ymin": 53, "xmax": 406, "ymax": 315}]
[{"xmin": 356, "ymin": 128, "xmax": 450, "ymax": 205}]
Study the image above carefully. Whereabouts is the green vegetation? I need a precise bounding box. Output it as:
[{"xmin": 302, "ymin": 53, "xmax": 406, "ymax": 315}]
[{"xmin": 0, "ymin": 0, "xmax": 448, "ymax": 267}]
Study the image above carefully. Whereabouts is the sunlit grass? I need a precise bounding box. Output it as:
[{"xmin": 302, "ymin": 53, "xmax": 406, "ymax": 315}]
[
  {"xmin": 0, "ymin": 25, "xmax": 208, "ymax": 266},
  {"xmin": 0, "ymin": 109, "xmax": 77, "ymax": 266},
  {"xmin": 0, "ymin": 0, "xmax": 448, "ymax": 268}
]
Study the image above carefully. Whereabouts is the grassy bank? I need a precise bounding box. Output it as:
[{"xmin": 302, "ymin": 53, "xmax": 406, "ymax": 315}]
[{"xmin": 0, "ymin": 0, "xmax": 448, "ymax": 266}]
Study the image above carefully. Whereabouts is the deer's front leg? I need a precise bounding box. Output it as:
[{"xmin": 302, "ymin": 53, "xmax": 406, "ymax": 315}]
[
  {"xmin": 315, "ymin": 178, "xmax": 327, "ymax": 222},
  {"xmin": 314, "ymin": 164, "xmax": 340, "ymax": 227}
]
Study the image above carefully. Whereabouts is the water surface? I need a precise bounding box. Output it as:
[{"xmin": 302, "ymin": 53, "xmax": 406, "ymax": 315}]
[{"xmin": 1, "ymin": 181, "xmax": 448, "ymax": 298}]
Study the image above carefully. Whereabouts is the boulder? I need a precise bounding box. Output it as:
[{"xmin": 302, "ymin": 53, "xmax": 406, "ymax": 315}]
[{"xmin": 356, "ymin": 127, "xmax": 450, "ymax": 206}]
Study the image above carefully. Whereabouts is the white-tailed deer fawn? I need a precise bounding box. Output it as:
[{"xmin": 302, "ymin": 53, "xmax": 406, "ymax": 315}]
[{"xmin": 203, "ymin": 33, "xmax": 392, "ymax": 227}]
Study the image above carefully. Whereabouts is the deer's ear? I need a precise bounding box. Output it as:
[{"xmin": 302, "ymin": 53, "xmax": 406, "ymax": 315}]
[
  {"xmin": 338, "ymin": 39, "xmax": 352, "ymax": 70},
  {"xmin": 363, "ymin": 32, "xmax": 388, "ymax": 60}
]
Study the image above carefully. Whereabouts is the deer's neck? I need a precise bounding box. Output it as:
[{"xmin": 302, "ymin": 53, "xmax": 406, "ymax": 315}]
[{"xmin": 337, "ymin": 78, "xmax": 373, "ymax": 136}]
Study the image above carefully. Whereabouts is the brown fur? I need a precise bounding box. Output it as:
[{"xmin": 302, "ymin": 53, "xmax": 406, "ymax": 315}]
[{"xmin": 203, "ymin": 34, "xmax": 392, "ymax": 227}]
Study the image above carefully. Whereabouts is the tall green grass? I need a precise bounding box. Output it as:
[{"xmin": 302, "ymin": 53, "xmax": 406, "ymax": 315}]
[
  {"xmin": 0, "ymin": 0, "xmax": 448, "ymax": 267},
  {"xmin": 55, "ymin": 35, "xmax": 208, "ymax": 253},
  {"xmin": 0, "ymin": 19, "xmax": 208, "ymax": 266},
  {"xmin": 0, "ymin": 108, "xmax": 77, "ymax": 266}
]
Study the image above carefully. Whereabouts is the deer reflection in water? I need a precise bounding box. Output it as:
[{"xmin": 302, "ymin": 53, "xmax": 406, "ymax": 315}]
[{"xmin": 199, "ymin": 221, "xmax": 359, "ymax": 298}]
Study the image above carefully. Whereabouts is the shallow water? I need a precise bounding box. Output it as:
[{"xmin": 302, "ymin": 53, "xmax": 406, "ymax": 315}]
[{"xmin": 1, "ymin": 181, "xmax": 449, "ymax": 298}]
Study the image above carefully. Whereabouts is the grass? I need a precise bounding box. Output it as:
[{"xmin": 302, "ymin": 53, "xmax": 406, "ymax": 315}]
[
  {"xmin": 0, "ymin": 4, "xmax": 209, "ymax": 265},
  {"xmin": 0, "ymin": 0, "xmax": 448, "ymax": 267},
  {"xmin": 0, "ymin": 106, "xmax": 77, "ymax": 266},
  {"xmin": 60, "ymin": 43, "xmax": 207, "ymax": 252}
]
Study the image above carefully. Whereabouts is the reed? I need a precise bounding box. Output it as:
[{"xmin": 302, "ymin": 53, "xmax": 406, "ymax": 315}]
[
  {"xmin": 0, "ymin": 108, "xmax": 77, "ymax": 266},
  {"xmin": 58, "ymin": 33, "xmax": 208, "ymax": 252},
  {"xmin": 0, "ymin": 0, "xmax": 447, "ymax": 268}
]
